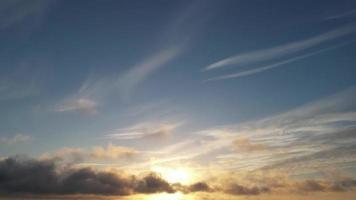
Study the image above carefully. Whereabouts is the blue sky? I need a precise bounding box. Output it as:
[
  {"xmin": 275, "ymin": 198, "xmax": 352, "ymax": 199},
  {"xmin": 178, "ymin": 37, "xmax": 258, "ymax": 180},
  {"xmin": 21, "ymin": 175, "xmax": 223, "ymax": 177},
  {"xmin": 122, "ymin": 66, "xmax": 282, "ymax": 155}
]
[{"xmin": 1, "ymin": 1, "xmax": 356, "ymax": 198}]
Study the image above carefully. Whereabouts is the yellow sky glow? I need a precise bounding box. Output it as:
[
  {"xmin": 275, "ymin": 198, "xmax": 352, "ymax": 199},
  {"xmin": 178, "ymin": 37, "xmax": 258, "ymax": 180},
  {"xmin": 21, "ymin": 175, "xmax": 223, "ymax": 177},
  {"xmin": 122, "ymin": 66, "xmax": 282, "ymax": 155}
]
[{"xmin": 151, "ymin": 166, "xmax": 195, "ymax": 184}]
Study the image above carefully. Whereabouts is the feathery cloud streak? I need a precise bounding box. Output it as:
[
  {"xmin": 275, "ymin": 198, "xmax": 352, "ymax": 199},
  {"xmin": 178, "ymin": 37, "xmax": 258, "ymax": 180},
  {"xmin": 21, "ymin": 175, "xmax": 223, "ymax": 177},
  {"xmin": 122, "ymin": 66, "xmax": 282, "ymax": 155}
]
[
  {"xmin": 107, "ymin": 122, "xmax": 181, "ymax": 140},
  {"xmin": 0, "ymin": 0, "xmax": 54, "ymax": 29},
  {"xmin": 204, "ymin": 24, "xmax": 356, "ymax": 71},
  {"xmin": 206, "ymin": 41, "xmax": 355, "ymax": 81},
  {"xmin": 117, "ymin": 46, "xmax": 182, "ymax": 101}
]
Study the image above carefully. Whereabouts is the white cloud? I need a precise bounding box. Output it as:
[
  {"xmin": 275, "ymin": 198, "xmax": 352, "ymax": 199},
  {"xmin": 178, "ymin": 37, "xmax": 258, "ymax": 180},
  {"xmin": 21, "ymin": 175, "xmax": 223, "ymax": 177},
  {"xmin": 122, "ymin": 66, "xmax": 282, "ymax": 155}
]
[
  {"xmin": 203, "ymin": 24, "xmax": 356, "ymax": 71},
  {"xmin": 326, "ymin": 9, "xmax": 356, "ymax": 20},
  {"xmin": 117, "ymin": 46, "xmax": 182, "ymax": 101},
  {"xmin": 205, "ymin": 42, "xmax": 354, "ymax": 81},
  {"xmin": 136, "ymin": 88, "xmax": 356, "ymax": 173},
  {"xmin": 55, "ymin": 98, "xmax": 97, "ymax": 115},
  {"xmin": 107, "ymin": 121, "xmax": 182, "ymax": 140}
]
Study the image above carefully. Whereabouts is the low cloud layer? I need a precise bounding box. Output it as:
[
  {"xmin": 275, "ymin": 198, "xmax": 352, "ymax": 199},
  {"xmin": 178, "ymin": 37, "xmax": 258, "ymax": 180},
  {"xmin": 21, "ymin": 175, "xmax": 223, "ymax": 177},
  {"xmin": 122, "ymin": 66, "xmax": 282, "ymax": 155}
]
[
  {"xmin": 0, "ymin": 156, "xmax": 174, "ymax": 196},
  {"xmin": 1, "ymin": 156, "xmax": 356, "ymax": 197}
]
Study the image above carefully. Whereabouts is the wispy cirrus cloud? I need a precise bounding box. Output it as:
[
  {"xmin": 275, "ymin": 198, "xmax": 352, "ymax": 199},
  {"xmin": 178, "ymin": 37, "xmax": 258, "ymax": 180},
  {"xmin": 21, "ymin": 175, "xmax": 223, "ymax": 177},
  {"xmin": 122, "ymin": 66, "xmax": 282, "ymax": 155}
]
[
  {"xmin": 117, "ymin": 46, "xmax": 182, "ymax": 101},
  {"xmin": 54, "ymin": 98, "xmax": 97, "ymax": 115},
  {"xmin": 212, "ymin": 88, "xmax": 356, "ymax": 173},
  {"xmin": 41, "ymin": 143, "xmax": 139, "ymax": 166},
  {"xmin": 203, "ymin": 24, "xmax": 356, "ymax": 71},
  {"xmin": 139, "ymin": 88, "xmax": 356, "ymax": 174},
  {"xmin": 51, "ymin": 1, "xmax": 214, "ymax": 109},
  {"xmin": 326, "ymin": 9, "xmax": 356, "ymax": 20},
  {"xmin": 107, "ymin": 121, "xmax": 182, "ymax": 140},
  {"xmin": 205, "ymin": 41, "xmax": 355, "ymax": 81},
  {"xmin": 0, "ymin": 0, "xmax": 54, "ymax": 29}
]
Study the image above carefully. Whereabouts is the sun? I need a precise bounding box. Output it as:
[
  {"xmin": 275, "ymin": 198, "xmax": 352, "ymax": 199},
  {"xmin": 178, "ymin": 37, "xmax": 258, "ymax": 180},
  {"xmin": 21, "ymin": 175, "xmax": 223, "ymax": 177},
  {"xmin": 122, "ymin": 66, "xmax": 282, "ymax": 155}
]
[{"xmin": 152, "ymin": 166, "xmax": 194, "ymax": 184}]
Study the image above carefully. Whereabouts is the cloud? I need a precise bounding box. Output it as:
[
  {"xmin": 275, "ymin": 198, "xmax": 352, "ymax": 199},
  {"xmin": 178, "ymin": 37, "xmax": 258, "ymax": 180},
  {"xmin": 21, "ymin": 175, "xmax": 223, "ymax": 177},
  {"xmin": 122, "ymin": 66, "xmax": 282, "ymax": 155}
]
[
  {"xmin": 1, "ymin": 156, "xmax": 356, "ymax": 197},
  {"xmin": 223, "ymin": 183, "xmax": 270, "ymax": 195},
  {"xmin": 0, "ymin": 156, "xmax": 175, "ymax": 196},
  {"xmin": 179, "ymin": 172, "xmax": 356, "ymax": 196},
  {"xmin": 41, "ymin": 144, "xmax": 138, "ymax": 165},
  {"xmin": 295, "ymin": 180, "xmax": 325, "ymax": 192},
  {"xmin": 107, "ymin": 122, "xmax": 181, "ymax": 140},
  {"xmin": 0, "ymin": 0, "xmax": 54, "ymax": 29},
  {"xmin": 0, "ymin": 134, "xmax": 31, "ymax": 145},
  {"xmin": 203, "ymin": 23, "xmax": 356, "ymax": 71},
  {"xmin": 117, "ymin": 46, "xmax": 182, "ymax": 101},
  {"xmin": 175, "ymin": 88, "xmax": 356, "ymax": 173},
  {"xmin": 55, "ymin": 98, "xmax": 97, "ymax": 115},
  {"xmin": 232, "ymin": 137, "xmax": 267, "ymax": 153},
  {"xmin": 205, "ymin": 41, "xmax": 354, "ymax": 81},
  {"xmin": 187, "ymin": 182, "xmax": 213, "ymax": 192},
  {"xmin": 90, "ymin": 144, "xmax": 138, "ymax": 160},
  {"xmin": 135, "ymin": 173, "xmax": 175, "ymax": 194},
  {"xmin": 295, "ymin": 179, "xmax": 356, "ymax": 193},
  {"xmin": 326, "ymin": 9, "xmax": 356, "ymax": 20},
  {"xmin": 52, "ymin": 45, "xmax": 182, "ymax": 110},
  {"xmin": 52, "ymin": 1, "xmax": 212, "ymax": 107}
]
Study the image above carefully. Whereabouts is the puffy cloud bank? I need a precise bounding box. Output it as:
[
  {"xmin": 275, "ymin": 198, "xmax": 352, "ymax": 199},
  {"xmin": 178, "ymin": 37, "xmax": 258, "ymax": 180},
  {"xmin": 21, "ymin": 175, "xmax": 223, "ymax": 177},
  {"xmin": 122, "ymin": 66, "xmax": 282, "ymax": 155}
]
[
  {"xmin": 0, "ymin": 156, "xmax": 356, "ymax": 197},
  {"xmin": 0, "ymin": 156, "xmax": 173, "ymax": 196}
]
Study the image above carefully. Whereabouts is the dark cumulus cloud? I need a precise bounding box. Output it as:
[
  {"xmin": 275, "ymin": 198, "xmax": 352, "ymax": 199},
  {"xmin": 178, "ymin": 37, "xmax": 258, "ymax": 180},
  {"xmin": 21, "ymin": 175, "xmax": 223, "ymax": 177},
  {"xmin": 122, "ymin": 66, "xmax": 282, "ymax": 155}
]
[
  {"xmin": 224, "ymin": 183, "xmax": 270, "ymax": 195},
  {"xmin": 1, "ymin": 156, "xmax": 356, "ymax": 197},
  {"xmin": 0, "ymin": 156, "xmax": 174, "ymax": 196},
  {"xmin": 295, "ymin": 179, "xmax": 356, "ymax": 193}
]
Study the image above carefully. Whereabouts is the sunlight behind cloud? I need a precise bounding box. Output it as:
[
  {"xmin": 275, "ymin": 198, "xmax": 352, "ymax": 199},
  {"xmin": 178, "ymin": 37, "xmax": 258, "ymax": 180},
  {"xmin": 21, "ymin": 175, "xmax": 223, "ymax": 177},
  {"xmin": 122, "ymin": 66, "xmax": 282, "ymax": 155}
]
[{"xmin": 152, "ymin": 166, "xmax": 194, "ymax": 185}]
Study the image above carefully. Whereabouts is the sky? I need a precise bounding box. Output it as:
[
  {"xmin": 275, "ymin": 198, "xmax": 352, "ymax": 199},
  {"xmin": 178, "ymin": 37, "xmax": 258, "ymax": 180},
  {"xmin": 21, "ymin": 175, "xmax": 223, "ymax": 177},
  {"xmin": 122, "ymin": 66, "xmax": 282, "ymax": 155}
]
[{"xmin": 1, "ymin": 0, "xmax": 356, "ymax": 199}]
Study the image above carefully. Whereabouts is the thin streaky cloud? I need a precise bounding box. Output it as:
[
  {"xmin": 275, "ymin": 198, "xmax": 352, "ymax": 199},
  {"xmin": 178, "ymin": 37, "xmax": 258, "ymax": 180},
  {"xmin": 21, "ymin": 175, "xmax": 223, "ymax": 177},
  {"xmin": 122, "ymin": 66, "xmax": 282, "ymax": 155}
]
[
  {"xmin": 206, "ymin": 41, "xmax": 355, "ymax": 81},
  {"xmin": 0, "ymin": 0, "xmax": 54, "ymax": 29},
  {"xmin": 107, "ymin": 121, "xmax": 182, "ymax": 140},
  {"xmin": 55, "ymin": 98, "xmax": 97, "ymax": 115},
  {"xmin": 203, "ymin": 23, "xmax": 356, "ymax": 71},
  {"xmin": 118, "ymin": 46, "xmax": 182, "ymax": 101},
  {"xmin": 326, "ymin": 9, "xmax": 356, "ymax": 20}
]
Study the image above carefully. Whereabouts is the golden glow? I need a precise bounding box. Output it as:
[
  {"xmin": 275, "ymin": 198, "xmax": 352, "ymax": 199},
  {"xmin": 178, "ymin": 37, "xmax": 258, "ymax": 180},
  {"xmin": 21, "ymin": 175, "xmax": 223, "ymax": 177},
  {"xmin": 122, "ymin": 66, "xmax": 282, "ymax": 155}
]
[
  {"xmin": 146, "ymin": 192, "xmax": 184, "ymax": 200},
  {"xmin": 152, "ymin": 166, "xmax": 194, "ymax": 184}
]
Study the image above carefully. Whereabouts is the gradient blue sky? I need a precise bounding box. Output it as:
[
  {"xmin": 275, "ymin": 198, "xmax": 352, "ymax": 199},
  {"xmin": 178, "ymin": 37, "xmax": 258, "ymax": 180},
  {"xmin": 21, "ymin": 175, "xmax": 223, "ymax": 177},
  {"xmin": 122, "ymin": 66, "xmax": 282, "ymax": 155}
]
[{"xmin": 1, "ymin": 0, "xmax": 356, "ymax": 187}]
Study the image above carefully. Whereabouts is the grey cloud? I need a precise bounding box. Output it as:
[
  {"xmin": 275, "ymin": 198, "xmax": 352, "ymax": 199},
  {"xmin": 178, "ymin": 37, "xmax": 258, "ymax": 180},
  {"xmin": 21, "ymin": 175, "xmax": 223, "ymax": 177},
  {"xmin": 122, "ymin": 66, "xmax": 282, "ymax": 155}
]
[
  {"xmin": 135, "ymin": 173, "xmax": 175, "ymax": 194},
  {"xmin": 224, "ymin": 183, "xmax": 270, "ymax": 195},
  {"xmin": 1, "ymin": 156, "xmax": 356, "ymax": 197},
  {"xmin": 0, "ymin": 156, "xmax": 174, "ymax": 196},
  {"xmin": 295, "ymin": 178, "xmax": 356, "ymax": 193},
  {"xmin": 188, "ymin": 182, "xmax": 212, "ymax": 192}
]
